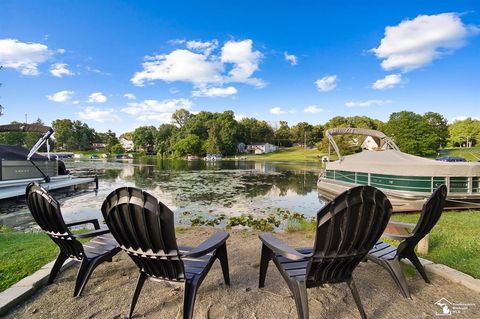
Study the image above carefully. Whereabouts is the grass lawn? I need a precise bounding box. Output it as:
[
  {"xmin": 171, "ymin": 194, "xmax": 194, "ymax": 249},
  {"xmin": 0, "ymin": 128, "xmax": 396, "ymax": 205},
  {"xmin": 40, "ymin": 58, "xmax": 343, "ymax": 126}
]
[
  {"xmin": 239, "ymin": 147, "xmax": 325, "ymax": 162},
  {"xmin": 390, "ymin": 210, "xmax": 480, "ymax": 279},
  {"xmin": 0, "ymin": 226, "xmax": 59, "ymax": 292},
  {"xmin": 284, "ymin": 210, "xmax": 480, "ymax": 279},
  {"xmin": 0, "ymin": 226, "xmax": 90, "ymax": 293},
  {"xmin": 440, "ymin": 146, "xmax": 480, "ymax": 161}
]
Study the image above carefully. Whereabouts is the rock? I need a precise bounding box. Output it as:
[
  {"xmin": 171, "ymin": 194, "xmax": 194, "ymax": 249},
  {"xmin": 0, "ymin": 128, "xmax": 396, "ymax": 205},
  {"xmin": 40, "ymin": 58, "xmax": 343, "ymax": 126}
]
[{"xmin": 245, "ymin": 287, "xmax": 251, "ymax": 292}]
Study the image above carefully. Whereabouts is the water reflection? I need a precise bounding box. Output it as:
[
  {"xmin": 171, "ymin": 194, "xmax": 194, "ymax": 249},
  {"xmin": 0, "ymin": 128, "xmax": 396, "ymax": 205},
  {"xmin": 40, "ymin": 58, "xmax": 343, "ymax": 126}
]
[{"xmin": 0, "ymin": 159, "xmax": 325, "ymax": 229}]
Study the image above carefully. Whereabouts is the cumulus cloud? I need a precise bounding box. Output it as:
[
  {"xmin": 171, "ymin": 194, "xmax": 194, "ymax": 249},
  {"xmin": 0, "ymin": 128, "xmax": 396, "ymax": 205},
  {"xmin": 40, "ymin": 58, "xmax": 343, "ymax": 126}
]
[
  {"xmin": 47, "ymin": 90, "xmax": 74, "ymax": 103},
  {"xmin": 371, "ymin": 74, "xmax": 402, "ymax": 90},
  {"xmin": 234, "ymin": 113, "xmax": 247, "ymax": 121},
  {"xmin": 121, "ymin": 98, "xmax": 192, "ymax": 122},
  {"xmin": 270, "ymin": 107, "xmax": 286, "ymax": 115},
  {"xmin": 345, "ymin": 99, "xmax": 392, "ymax": 107},
  {"xmin": 186, "ymin": 39, "xmax": 218, "ymax": 55},
  {"xmin": 284, "ymin": 52, "xmax": 298, "ymax": 66},
  {"xmin": 87, "ymin": 92, "xmax": 108, "ymax": 103},
  {"xmin": 192, "ymin": 86, "xmax": 238, "ymax": 97},
  {"xmin": 304, "ymin": 105, "xmax": 323, "ymax": 113},
  {"xmin": 131, "ymin": 39, "xmax": 264, "ymax": 89},
  {"xmin": 372, "ymin": 13, "xmax": 479, "ymax": 72},
  {"xmin": 450, "ymin": 116, "xmax": 480, "ymax": 123},
  {"xmin": 78, "ymin": 107, "xmax": 118, "ymax": 122},
  {"xmin": 221, "ymin": 39, "xmax": 264, "ymax": 87},
  {"xmin": 315, "ymin": 75, "xmax": 337, "ymax": 92},
  {"xmin": 124, "ymin": 93, "xmax": 136, "ymax": 100},
  {"xmin": 0, "ymin": 38, "xmax": 54, "ymax": 75},
  {"xmin": 50, "ymin": 63, "xmax": 73, "ymax": 77}
]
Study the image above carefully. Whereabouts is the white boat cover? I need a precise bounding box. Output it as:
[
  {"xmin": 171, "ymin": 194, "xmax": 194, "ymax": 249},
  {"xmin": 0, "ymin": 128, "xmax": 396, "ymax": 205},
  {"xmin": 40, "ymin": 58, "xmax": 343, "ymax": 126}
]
[{"xmin": 326, "ymin": 149, "xmax": 480, "ymax": 177}]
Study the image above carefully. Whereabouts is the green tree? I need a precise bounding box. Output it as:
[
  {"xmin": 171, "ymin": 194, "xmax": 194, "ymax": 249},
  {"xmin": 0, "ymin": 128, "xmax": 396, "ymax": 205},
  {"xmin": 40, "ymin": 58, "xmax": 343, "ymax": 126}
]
[
  {"xmin": 155, "ymin": 123, "xmax": 177, "ymax": 157},
  {"xmin": 448, "ymin": 118, "xmax": 480, "ymax": 147},
  {"xmin": 110, "ymin": 144, "xmax": 124, "ymax": 154},
  {"xmin": 384, "ymin": 111, "xmax": 438, "ymax": 156},
  {"xmin": 0, "ymin": 121, "xmax": 26, "ymax": 146},
  {"xmin": 423, "ymin": 112, "xmax": 448, "ymax": 149},
  {"xmin": 238, "ymin": 118, "xmax": 274, "ymax": 144},
  {"xmin": 171, "ymin": 108, "xmax": 192, "ymax": 128},
  {"xmin": 274, "ymin": 121, "xmax": 292, "ymax": 146},
  {"xmin": 133, "ymin": 126, "xmax": 157, "ymax": 153},
  {"xmin": 172, "ymin": 134, "xmax": 202, "ymax": 157}
]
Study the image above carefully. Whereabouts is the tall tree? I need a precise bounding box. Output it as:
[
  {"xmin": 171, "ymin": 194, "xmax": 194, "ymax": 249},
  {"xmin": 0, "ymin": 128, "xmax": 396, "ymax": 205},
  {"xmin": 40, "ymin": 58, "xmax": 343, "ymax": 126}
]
[
  {"xmin": 133, "ymin": 126, "xmax": 157, "ymax": 153},
  {"xmin": 448, "ymin": 118, "xmax": 480, "ymax": 147}
]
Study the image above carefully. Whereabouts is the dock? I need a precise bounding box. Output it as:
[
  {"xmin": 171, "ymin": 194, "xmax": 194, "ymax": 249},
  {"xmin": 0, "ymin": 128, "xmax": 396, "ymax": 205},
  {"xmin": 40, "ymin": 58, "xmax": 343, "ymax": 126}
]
[{"xmin": 0, "ymin": 176, "xmax": 97, "ymax": 200}]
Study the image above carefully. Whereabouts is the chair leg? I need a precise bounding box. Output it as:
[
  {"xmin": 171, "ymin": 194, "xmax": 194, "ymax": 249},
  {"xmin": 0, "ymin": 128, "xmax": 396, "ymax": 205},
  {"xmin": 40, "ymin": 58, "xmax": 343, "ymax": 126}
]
[
  {"xmin": 129, "ymin": 272, "xmax": 147, "ymax": 319},
  {"xmin": 384, "ymin": 259, "xmax": 410, "ymax": 299},
  {"xmin": 216, "ymin": 243, "xmax": 230, "ymax": 286},
  {"xmin": 73, "ymin": 257, "xmax": 100, "ymax": 297},
  {"xmin": 347, "ymin": 279, "xmax": 367, "ymax": 319},
  {"xmin": 259, "ymin": 244, "xmax": 273, "ymax": 288},
  {"xmin": 48, "ymin": 252, "xmax": 68, "ymax": 285},
  {"xmin": 406, "ymin": 253, "xmax": 430, "ymax": 283},
  {"xmin": 290, "ymin": 280, "xmax": 309, "ymax": 319},
  {"xmin": 183, "ymin": 278, "xmax": 199, "ymax": 319}
]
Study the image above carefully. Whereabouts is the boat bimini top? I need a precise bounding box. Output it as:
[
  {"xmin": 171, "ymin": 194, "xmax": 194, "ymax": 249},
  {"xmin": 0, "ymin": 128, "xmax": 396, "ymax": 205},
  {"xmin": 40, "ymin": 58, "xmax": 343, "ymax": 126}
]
[
  {"xmin": 326, "ymin": 127, "xmax": 399, "ymax": 161},
  {"xmin": 0, "ymin": 124, "xmax": 54, "ymax": 160}
]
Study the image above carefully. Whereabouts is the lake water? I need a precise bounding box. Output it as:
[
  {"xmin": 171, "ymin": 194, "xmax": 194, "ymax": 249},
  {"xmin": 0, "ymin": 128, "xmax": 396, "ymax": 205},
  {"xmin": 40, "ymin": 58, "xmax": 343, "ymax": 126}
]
[{"xmin": 0, "ymin": 158, "xmax": 326, "ymax": 230}]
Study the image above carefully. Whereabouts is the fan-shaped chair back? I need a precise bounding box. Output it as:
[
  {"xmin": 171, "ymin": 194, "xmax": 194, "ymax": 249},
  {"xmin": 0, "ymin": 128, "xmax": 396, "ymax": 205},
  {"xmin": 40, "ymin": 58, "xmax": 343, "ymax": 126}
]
[
  {"xmin": 307, "ymin": 185, "xmax": 392, "ymax": 285},
  {"xmin": 101, "ymin": 187, "xmax": 184, "ymax": 281},
  {"xmin": 26, "ymin": 183, "xmax": 84, "ymax": 259},
  {"xmin": 398, "ymin": 184, "xmax": 447, "ymax": 256}
]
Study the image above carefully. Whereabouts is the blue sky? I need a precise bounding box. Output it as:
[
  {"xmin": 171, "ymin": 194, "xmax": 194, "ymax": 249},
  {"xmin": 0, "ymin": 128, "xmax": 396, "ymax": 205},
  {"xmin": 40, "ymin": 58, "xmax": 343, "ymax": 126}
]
[{"xmin": 1, "ymin": 1, "xmax": 479, "ymax": 134}]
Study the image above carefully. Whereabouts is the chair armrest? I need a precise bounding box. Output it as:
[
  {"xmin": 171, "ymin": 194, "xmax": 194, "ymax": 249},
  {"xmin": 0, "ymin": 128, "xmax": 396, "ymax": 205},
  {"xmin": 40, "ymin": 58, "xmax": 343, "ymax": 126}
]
[
  {"xmin": 381, "ymin": 233, "xmax": 411, "ymax": 241},
  {"xmin": 75, "ymin": 229, "xmax": 110, "ymax": 239},
  {"xmin": 259, "ymin": 233, "xmax": 311, "ymax": 261},
  {"xmin": 388, "ymin": 221, "xmax": 416, "ymax": 230},
  {"xmin": 182, "ymin": 232, "xmax": 229, "ymax": 258},
  {"xmin": 66, "ymin": 218, "xmax": 100, "ymax": 230}
]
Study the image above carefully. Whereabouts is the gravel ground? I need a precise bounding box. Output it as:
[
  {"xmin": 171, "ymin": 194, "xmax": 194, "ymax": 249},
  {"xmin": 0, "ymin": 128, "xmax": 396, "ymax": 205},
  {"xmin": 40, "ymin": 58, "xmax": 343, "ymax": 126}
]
[{"xmin": 5, "ymin": 228, "xmax": 480, "ymax": 319}]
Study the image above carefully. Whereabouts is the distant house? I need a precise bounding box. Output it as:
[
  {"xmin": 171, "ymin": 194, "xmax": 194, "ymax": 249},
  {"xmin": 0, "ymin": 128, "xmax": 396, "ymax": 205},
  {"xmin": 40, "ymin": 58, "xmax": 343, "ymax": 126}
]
[
  {"xmin": 92, "ymin": 142, "xmax": 106, "ymax": 150},
  {"xmin": 246, "ymin": 143, "xmax": 278, "ymax": 154},
  {"xmin": 120, "ymin": 137, "xmax": 134, "ymax": 152},
  {"xmin": 361, "ymin": 136, "xmax": 378, "ymax": 150}
]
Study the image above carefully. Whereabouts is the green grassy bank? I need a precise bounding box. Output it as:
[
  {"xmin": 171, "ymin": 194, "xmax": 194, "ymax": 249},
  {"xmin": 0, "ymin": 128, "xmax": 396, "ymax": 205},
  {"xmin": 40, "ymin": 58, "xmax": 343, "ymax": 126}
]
[
  {"xmin": 237, "ymin": 147, "xmax": 324, "ymax": 162},
  {"xmin": 440, "ymin": 146, "xmax": 480, "ymax": 161},
  {"xmin": 285, "ymin": 210, "xmax": 480, "ymax": 279}
]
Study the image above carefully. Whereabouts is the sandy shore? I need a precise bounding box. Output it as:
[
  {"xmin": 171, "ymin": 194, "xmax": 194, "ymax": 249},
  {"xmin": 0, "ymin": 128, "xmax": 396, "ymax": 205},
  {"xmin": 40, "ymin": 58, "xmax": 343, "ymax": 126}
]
[{"xmin": 5, "ymin": 228, "xmax": 480, "ymax": 319}]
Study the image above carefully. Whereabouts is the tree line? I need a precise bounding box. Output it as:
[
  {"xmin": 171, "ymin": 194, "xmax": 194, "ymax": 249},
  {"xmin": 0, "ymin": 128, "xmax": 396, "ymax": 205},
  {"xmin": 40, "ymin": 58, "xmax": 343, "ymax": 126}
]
[{"xmin": 0, "ymin": 109, "xmax": 479, "ymax": 158}]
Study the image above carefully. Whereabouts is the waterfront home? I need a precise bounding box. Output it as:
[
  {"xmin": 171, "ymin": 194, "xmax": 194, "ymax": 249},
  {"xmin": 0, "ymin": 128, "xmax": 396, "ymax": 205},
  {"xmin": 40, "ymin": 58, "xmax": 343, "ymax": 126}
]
[
  {"xmin": 246, "ymin": 143, "xmax": 278, "ymax": 154},
  {"xmin": 119, "ymin": 137, "xmax": 134, "ymax": 152}
]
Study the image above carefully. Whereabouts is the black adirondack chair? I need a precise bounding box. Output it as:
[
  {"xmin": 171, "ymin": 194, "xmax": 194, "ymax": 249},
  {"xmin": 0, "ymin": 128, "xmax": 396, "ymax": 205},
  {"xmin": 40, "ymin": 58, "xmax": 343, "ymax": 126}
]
[
  {"xmin": 101, "ymin": 187, "xmax": 230, "ymax": 319},
  {"xmin": 258, "ymin": 185, "xmax": 392, "ymax": 319},
  {"xmin": 25, "ymin": 183, "xmax": 121, "ymax": 297},
  {"xmin": 367, "ymin": 184, "xmax": 447, "ymax": 298}
]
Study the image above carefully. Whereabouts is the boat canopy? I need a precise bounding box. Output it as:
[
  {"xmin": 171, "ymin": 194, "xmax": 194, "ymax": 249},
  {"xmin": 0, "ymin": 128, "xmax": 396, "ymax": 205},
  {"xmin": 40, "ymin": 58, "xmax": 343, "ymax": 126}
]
[
  {"xmin": 326, "ymin": 149, "xmax": 480, "ymax": 177},
  {"xmin": 0, "ymin": 123, "xmax": 54, "ymax": 160},
  {"xmin": 326, "ymin": 127, "xmax": 399, "ymax": 160},
  {"xmin": 0, "ymin": 145, "xmax": 48, "ymax": 161},
  {"xmin": 0, "ymin": 124, "xmax": 53, "ymax": 134}
]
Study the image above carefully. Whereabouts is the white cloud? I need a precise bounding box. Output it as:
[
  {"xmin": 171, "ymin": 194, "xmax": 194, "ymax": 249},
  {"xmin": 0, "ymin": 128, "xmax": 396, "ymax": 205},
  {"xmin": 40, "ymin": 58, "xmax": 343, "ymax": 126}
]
[
  {"xmin": 0, "ymin": 38, "xmax": 53, "ymax": 75},
  {"xmin": 169, "ymin": 88, "xmax": 180, "ymax": 94},
  {"xmin": 72, "ymin": 100, "xmax": 80, "ymax": 105},
  {"xmin": 78, "ymin": 107, "xmax": 118, "ymax": 122},
  {"xmin": 87, "ymin": 92, "xmax": 107, "ymax": 103},
  {"xmin": 284, "ymin": 52, "xmax": 298, "ymax": 66},
  {"xmin": 315, "ymin": 75, "xmax": 337, "ymax": 92},
  {"xmin": 124, "ymin": 93, "xmax": 136, "ymax": 100},
  {"xmin": 345, "ymin": 99, "xmax": 392, "ymax": 107},
  {"xmin": 132, "ymin": 38, "xmax": 265, "ymax": 91},
  {"xmin": 50, "ymin": 63, "xmax": 73, "ymax": 77},
  {"xmin": 371, "ymin": 74, "xmax": 402, "ymax": 90},
  {"xmin": 304, "ymin": 105, "xmax": 323, "ymax": 113},
  {"xmin": 221, "ymin": 39, "xmax": 264, "ymax": 87},
  {"xmin": 192, "ymin": 86, "xmax": 238, "ymax": 97},
  {"xmin": 131, "ymin": 49, "xmax": 223, "ymax": 86},
  {"xmin": 450, "ymin": 116, "xmax": 480, "ymax": 123},
  {"xmin": 47, "ymin": 90, "xmax": 74, "ymax": 103},
  {"xmin": 372, "ymin": 13, "xmax": 479, "ymax": 72},
  {"xmin": 186, "ymin": 39, "xmax": 218, "ymax": 55},
  {"xmin": 234, "ymin": 113, "xmax": 247, "ymax": 121},
  {"xmin": 270, "ymin": 107, "xmax": 296, "ymax": 115},
  {"xmin": 121, "ymin": 98, "xmax": 192, "ymax": 122}
]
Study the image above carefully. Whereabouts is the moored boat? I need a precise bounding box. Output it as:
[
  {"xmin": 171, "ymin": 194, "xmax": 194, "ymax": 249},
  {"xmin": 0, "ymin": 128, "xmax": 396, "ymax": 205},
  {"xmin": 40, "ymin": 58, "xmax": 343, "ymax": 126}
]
[
  {"xmin": 317, "ymin": 127, "xmax": 480, "ymax": 212},
  {"xmin": 0, "ymin": 123, "xmax": 97, "ymax": 200}
]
